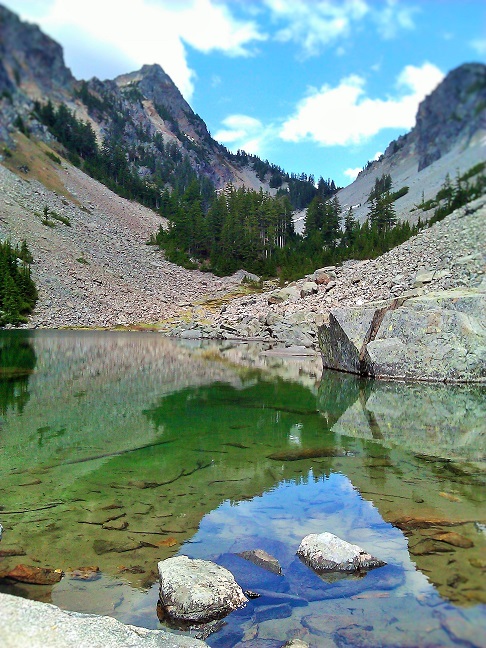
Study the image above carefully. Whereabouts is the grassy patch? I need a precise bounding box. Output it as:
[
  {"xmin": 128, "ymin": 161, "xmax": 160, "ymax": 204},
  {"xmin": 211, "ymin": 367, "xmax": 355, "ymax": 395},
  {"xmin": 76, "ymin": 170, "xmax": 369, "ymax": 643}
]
[{"xmin": 1, "ymin": 134, "xmax": 76, "ymax": 202}]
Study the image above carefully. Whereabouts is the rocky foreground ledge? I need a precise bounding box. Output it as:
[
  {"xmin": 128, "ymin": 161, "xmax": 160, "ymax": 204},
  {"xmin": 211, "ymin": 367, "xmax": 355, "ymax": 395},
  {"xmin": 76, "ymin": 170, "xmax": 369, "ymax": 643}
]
[{"xmin": 0, "ymin": 592, "xmax": 207, "ymax": 648}]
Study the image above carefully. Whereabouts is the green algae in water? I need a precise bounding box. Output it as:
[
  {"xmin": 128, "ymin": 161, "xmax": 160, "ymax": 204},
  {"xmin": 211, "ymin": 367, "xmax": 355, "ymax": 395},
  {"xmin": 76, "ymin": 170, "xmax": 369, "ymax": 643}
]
[{"xmin": 0, "ymin": 331, "xmax": 484, "ymax": 647}]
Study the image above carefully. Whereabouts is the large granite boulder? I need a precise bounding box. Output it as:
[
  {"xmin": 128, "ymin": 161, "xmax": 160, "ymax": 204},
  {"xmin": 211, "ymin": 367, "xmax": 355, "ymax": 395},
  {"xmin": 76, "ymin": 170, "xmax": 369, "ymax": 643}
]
[
  {"xmin": 158, "ymin": 555, "xmax": 247, "ymax": 623},
  {"xmin": 318, "ymin": 288, "xmax": 485, "ymax": 382},
  {"xmin": 297, "ymin": 532, "xmax": 386, "ymax": 573},
  {"xmin": 0, "ymin": 591, "xmax": 207, "ymax": 647}
]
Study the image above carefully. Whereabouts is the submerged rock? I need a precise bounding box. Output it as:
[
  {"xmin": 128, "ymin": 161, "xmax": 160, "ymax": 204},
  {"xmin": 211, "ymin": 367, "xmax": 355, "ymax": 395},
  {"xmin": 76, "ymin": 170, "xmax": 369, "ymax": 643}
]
[
  {"xmin": 297, "ymin": 533, "xmax": 386, "ymax": 573},
  {"xmin": 0, "ymin": 545, "xmax": 26, "ymax": 557},
  {"xmin": 69, "ymin": 566, "xmax": 101, "ymax": 581},
  {"xmin": 4, "ymin": 564, "xmax": 63, "ymax": 585},
  {"xmin": 158, "ymin": 555, "xmax": 247, "ymax": 623},
  {"xmin": 237, "ymin": 549, "xmax": 282, "ymax": 575},
  {"xmin": 268, "ymin": 447, "xmax": 351, "ymax": 461}
]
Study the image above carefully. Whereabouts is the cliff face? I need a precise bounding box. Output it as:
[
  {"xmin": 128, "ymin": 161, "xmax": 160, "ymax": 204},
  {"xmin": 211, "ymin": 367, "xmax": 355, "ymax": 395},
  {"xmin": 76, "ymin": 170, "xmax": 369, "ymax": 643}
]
[
  {"xmin": 0, "ymin": 5, "xmax": 75, "ymax": 99},
  {"xmin": 414, "ymin": 63, "xmax": 486, "ymax": 171},
  {"xmin": 336, "ymin": 62, "xmax": 486, "ymax": 226}
]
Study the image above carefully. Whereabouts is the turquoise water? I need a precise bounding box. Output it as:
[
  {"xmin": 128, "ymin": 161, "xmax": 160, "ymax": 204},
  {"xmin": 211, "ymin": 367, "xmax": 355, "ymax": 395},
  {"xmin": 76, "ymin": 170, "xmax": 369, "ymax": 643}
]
[{"xmin": 0, "ymin": 331, "xmax": 485, "ymax": 646}]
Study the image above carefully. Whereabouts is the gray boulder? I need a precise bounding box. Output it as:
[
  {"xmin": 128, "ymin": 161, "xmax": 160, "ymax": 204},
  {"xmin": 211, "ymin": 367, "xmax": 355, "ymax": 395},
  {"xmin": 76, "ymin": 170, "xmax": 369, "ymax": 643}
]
[
  {"xmin": 318, "ymin": 288, "xmax": 486, "ymax": 382},
  {"xmin": 180, "ymin": 329, "xmax": 203, "ymax": 339},
  {"xmin": 158, "ymin": 555, "xmax": 247, "ymax": 623},
  {"xmin": 231, "ymin": 269, "xmax": 261, "ymax": 284},
  {"xmin": 300, "ymin": 281, "xmax": 318, "ymax": 298},
  {"xmin": 318, "ymin": 306, "xmax": 387, "ymax": 374},
  {"xmin": 268, "ymin": 285, "xmax": 300, "ymax": 304},
  {"xmin": 297, "ymin": 532, "xmax": 386, "ymax": 573}
]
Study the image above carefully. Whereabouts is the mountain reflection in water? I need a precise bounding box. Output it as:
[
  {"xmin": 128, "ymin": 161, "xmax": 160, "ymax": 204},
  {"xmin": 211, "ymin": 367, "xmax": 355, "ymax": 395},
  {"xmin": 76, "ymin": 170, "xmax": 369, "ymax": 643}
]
[{"xmin": 0, "ymin": 331, "xmax": 484, "ymax": 647}]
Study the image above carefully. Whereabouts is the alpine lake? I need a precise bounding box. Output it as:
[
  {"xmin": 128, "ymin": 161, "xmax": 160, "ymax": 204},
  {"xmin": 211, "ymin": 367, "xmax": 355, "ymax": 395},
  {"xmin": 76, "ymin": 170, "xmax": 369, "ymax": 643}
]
[{"xmin": 0, "ymin": 330, "xmax": 484, "ymax": 647}]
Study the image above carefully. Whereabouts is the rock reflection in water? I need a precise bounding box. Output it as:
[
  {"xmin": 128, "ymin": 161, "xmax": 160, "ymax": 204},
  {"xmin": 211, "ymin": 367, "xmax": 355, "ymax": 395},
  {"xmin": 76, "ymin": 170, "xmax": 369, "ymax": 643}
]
[{"xmin": 319, "ymin": 370, "xmax": 486, "ymax": 462}]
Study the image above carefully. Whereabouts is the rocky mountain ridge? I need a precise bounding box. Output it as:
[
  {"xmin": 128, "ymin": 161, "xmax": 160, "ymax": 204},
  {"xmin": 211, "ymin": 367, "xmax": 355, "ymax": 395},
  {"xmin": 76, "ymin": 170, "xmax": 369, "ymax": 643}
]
[
  {"xmin": 336, "ymin": 63, "xmax": 486, "ymax": 228},
  {"xmin": 0, "ymin": 4, "xmax": 484, "ymax": 341},
  {"xmin": 0, "ymin": 4, "xmax": 311, "ymax": 199}
]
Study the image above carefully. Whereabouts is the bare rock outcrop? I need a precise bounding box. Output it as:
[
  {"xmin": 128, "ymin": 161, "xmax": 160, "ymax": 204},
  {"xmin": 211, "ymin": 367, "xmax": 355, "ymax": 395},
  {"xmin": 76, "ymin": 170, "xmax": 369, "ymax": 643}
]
[{"xmin": 0, "ymin": 591, "xmax": 207, "ymax": 647}]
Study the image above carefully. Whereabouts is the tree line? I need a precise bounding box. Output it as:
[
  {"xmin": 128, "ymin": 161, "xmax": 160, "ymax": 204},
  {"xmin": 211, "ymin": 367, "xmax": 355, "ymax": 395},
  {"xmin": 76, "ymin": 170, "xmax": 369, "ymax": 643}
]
[
  {"xmin": 0, "ymin": 240, "xmax": 37, "ymax": 326},
  {"xmin": 153, "ymin": 181, "xmax": 295, "ymax": 276}
]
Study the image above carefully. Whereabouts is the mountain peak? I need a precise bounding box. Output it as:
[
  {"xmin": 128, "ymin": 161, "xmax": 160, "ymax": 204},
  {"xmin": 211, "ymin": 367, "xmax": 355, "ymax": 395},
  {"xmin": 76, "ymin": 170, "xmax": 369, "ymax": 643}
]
[
  {"xmin": 115, "ymin": 63, "xmax": 173, "ymax": 88},
  {"xmin": 0, "ymin": 3, "xmax": 74, "ymax": 98},
  {"xmin": 415, "ymin": 62, "xmax": 486, "ymax": 171}
]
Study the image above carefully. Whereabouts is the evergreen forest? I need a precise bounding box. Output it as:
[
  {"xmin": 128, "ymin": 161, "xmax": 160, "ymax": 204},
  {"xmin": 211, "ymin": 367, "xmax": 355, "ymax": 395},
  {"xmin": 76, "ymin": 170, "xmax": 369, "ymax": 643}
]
[{"xmin": 0, "ymin": 240, "xmax": 37, "ymax": 325}]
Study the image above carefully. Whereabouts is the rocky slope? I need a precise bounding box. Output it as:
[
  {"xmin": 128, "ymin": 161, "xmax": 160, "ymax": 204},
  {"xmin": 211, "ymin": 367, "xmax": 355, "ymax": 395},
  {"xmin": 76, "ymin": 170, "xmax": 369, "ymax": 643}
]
[{"xmin": 0, "ymin": 136, "xmax": 249, "ymax": 328}]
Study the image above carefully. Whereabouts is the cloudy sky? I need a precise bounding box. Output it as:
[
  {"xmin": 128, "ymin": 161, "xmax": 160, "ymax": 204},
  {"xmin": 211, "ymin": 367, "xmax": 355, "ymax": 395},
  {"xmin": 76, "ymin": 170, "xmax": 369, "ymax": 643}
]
[{"xmin": 7, "ymin": 0, "xmax": 486, "ymax": 186}]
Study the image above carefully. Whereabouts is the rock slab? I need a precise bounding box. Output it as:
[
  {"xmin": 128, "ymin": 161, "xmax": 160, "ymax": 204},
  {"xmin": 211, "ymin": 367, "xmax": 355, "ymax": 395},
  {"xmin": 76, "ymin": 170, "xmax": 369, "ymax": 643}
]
[
  {"xmin": 297, "ymin": 532, "xmax": 386, "ymax": 573},
  {"xmin": 236, "ymin": 549, "xmax": 282, "ymax": 575},
  {"xmin": 158, "ymin": 555, "xmax": 247, "ymax": 623},
  {"xmin": 0, "ymin": 592, "xmax": 207, "ymax": 647},
  {"xmin": 318, "ymin": 288, "xmax": 486, "ymax": 382}
]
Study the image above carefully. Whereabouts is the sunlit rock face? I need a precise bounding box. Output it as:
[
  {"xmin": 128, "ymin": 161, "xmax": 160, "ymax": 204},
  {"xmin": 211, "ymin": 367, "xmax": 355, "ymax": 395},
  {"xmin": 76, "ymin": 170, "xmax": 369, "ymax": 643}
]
[{"xmin": 318, "ymin": 288, "xmax": 486, "ymax": 383}]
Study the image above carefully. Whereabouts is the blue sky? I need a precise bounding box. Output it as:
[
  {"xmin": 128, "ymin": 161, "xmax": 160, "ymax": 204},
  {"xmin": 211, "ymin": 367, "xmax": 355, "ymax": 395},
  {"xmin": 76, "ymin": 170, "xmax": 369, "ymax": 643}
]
[{"xmin": 7, "ymin": 0, "xmax": 486, "ymax": 187}]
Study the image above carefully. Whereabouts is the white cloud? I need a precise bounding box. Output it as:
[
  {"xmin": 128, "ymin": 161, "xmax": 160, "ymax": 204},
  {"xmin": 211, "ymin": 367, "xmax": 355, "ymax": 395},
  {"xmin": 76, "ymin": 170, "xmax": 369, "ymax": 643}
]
[
  {"xmin": 10, "ymin": 0, "xmax": 265, "ymax": 99},
  {"xmin": 344, "ymin": 167, "xmax": 361, "ymax": 180},
  {"xmin": 214, "ymin": 114, "xmax": 274, "ymax": 155},
  {"xmin": 280, "ymin": 62, "xmax": 444, "ymax": 146},
  {"xmin": 373, "ymin": 0, "xmax": 418, "ymax": 40},
  {"xmin": 264, "ymin": 0, "xmax": 369, "ymax": 56},
  {"xmin": 470, "ymin": 38, "xmax": 486, "ymax": 56},
  {"xmin": 262, "ymin": 0, "xmax": 417, "ymax": 56}
]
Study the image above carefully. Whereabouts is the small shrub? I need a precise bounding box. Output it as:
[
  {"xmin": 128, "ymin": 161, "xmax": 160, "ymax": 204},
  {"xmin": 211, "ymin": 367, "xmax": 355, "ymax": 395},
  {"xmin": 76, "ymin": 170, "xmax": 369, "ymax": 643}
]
[
  {"xmin": 45, "ymin": 150, "xmax": 62, "ymax": 164},
  {"xmin": 14, "ymin": 114, "xmax": 28, "ymax": 136},
  {"xmin": 76, "ymin": 257, "xmax": 90, "ymax": 265},
  {"xmin": 49, "ymin": 211, "xmax": 71, "ymax": 226},
  {"xmin": 2, "ymin": 147, "xmax": 12, "ymax": 158},
  {"xmin": 390, "ymin": 186, "xmax": 409, "ymax": 201}
]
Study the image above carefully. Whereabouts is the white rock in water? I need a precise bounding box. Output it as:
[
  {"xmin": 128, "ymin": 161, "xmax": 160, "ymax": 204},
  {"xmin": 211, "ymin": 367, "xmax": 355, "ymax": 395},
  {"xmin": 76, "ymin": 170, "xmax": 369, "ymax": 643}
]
[
  {"xmin": 0, "ymin": 523, "xmax": 3, "ymax": 541},
  {"xmin": 297, "ymin": 532, "xmax": 386, "ymax": 572},
  {"xmin": 158, "ymin": 555, "xmax": 247, "ymax": 623}
]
